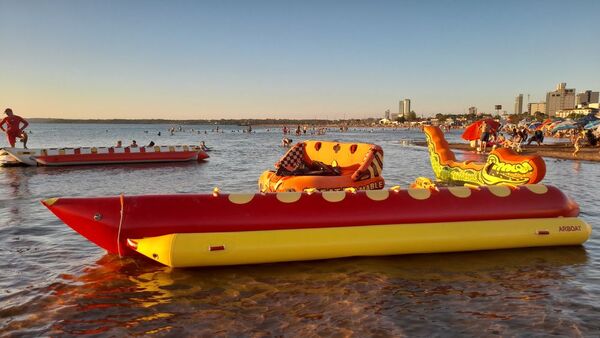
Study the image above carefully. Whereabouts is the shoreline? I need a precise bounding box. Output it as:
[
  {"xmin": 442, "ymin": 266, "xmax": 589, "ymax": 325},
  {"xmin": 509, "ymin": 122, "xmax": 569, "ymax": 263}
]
[{"xmin": 413, "ymin": 141, "xmax": 600, "ymax": 162}]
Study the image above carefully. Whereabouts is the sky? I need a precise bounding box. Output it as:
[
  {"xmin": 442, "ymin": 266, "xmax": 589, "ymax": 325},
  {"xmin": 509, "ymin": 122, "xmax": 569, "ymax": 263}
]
[{"xmin": 1, "ymin": 0, "xmax": 599, "ymax": 119}]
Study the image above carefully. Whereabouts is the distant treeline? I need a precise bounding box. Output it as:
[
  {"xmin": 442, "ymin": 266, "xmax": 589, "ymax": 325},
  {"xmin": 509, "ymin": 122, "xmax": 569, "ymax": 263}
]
[{"xmin": 28, "ymin": 118, "xmax": 380, "ymax": 126}]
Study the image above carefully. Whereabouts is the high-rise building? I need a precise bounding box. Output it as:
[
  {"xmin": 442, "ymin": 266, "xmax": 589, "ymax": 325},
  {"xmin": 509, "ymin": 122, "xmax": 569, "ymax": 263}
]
[
  {"xmin": 399, "ymin": 100, "xmax": 402, "ymax": 117},
  {"xmin": 399, "ymin": 99, "xmax": 411, "ymax": 117},
  {"xmin": 384, "ymin": 109, "xmax": 390, "ymax": 120},
  {"xmin": 576, "ymin": 90, "xmax": 600, "ymax": 107},
  {"xmin": 545, "ymin": 82, "xmax": 575, "ymax": 117},
  {"xmin": 468, "ymin": 106, "xmax": 477, "ymax": 115},
  {"xmin": 514, "ymin": 94, "xmax": 523, "ymax": 114},
  {"xmin": 528, "ymin": 102, "xmax": 546, "ymax": 115}
]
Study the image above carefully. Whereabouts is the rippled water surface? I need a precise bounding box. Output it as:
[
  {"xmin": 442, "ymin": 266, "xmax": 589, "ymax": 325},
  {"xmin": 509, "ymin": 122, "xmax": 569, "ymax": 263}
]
[{"xmin": 1, "ymin": 123, "xmax": 598, "ymax": 336}]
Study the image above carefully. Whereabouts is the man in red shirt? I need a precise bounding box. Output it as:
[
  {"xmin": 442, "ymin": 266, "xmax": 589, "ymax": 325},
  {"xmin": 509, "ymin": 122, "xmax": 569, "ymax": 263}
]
[{"xmin": 1, "ymin": 108, "xmax": 29, "ymax": 147}]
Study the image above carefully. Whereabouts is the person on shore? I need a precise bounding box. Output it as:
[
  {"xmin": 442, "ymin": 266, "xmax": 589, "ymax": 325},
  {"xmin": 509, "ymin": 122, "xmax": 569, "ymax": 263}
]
[
  {"xmin": 130, "ymin": 140, "xmax": 138, "ymax": 148},
  {"xmin": 527, "ymin": 130, "xmax": 544, "ymax": 146},
  {"xmin": 585, "ymin": 129, "xmax": 597, "ymax": 146},
  {"xmin": 0, "ymin": 108, "xmax": 29, "ymax": 147},
  {"xmin": 519, "ymin": 128, "xmax": 529, "ymax": 143},
  {"xmin": 572, "ymin": 131, "xmax": 584, "ymax": 157},
  {"xmin": 115, "ymin": 140, "xmax": 122, "ymax": 148},
  {"xmin": 478, "ymin": 121, "xmax": 490, "ymax": 153}
]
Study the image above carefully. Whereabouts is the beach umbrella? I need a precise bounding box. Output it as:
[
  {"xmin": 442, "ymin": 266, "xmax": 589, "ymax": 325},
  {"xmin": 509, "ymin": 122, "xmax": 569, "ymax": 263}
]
[
  {"xmin": 575, "ymin": 113, "xmax": 598, "ymax": 127},
  {"xmin": 461, "ymin": 119, "xmax": 501, "ymax": 141},
  {"xmin": 528, "ymin": 122, "xmax": 541, "ymax": 130},
  {"xmin": 551, "ymin": 120, "xmax": 577, "ymax": 133},
  {"xmin": 536, "ymin": 118, "xmax": 553, "ymax": 131},
  {"xmin": 584, "ymin": 119, "xmax": 600, "ymax": 130}
]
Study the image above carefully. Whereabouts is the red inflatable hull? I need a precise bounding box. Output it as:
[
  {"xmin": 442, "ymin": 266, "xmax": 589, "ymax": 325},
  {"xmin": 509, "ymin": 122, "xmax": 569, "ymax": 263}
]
[
  {"xmin": 42, "ymin": 185, "xmax": 580, "ymax": 256},
  {"xmin": 3, "ymin": 145, "xmax": 208, "ymax": 166},
  {"xmin": 36, "ymin": 150, "xmax": 203, "ymax": 165}
]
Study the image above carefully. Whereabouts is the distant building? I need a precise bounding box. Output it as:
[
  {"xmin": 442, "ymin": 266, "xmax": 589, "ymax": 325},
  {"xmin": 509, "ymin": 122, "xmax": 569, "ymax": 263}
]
[
  {"xmin": 384, "ymin": 109, "xmax": 390, "ymax": 120},
  {"xmin": 514, "ymin": 94, "xmax": 523, "ymax": 114},
  {"xmin": 468, "ymin": 106, "xmax": 477, "ymax": 115},
  {"xmin": 390, "ymin": 113, "xmax": 399, "ymax": 120},
  {"xmin": 399, "ymin": 99, "xmax": 411, "ymax": 117},
  {"xmin": 555, "ymin": 107, "xmax": 599, "ymax": 118},
  {"xmin": 528, "ymin": 102, "xmax": 546, "ymax": 115},
  {"xmin": 546, "ymin": 82, "xmax": 575, "ymax": 117},
  {"xmin": 576, "ymin": 90, "xmax": 599, "ymax": 107}
]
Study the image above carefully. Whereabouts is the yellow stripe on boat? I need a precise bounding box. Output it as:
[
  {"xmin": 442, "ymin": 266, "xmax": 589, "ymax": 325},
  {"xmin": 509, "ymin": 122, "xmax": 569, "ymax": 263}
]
[{"xmin": 131, "ymin": 217, "xmax": 591, "ymax": 268}]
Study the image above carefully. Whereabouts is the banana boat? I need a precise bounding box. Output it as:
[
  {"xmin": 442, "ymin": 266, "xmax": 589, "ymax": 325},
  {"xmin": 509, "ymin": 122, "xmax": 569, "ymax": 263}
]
[
  {"xmin": 42, "ymin": 185, "xmax": 591, "ymax": 268},
  {"xmin": 2, "ymin": 145, "xmax": 208, "ymax": 166}
]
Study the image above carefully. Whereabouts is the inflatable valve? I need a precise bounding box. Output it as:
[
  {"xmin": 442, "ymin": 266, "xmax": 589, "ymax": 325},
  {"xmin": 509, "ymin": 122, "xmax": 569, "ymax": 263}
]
[
  {"xmin": 304, "ymin": 188, "xmax": 318, "ymax": 195},
  {"xmin": 498, "ymin": 182, "xmax": 520, "ymax": 190},
  {"xmin": 389, "ymin": 186, "xmax": 401, "ymax": 192}
]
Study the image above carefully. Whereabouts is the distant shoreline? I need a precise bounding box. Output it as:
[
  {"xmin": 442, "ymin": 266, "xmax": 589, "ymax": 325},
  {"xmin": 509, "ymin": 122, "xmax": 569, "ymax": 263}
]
[{"xmin": 28, "ymin": 118, "xmax": 380, "ymax": 126}]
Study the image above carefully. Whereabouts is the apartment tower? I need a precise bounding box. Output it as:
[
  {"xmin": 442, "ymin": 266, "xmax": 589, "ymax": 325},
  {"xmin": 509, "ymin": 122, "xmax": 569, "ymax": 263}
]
[
  {"xmin": 514, "ymin": 94, "xmax": 523, "ymax": 114},
  {"xmin": 546, "ymin": 82, "xmax": 575, "ymax": 117}
]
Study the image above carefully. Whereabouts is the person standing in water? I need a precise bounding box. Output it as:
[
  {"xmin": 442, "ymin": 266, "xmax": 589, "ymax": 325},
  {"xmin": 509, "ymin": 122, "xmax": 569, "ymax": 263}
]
[
  {"xmin": 478, "ymin": 121, "xmax": 490, "ymax": 153},
  {"xmin": 0, "ymin": 108, "xmax": 29, "ymax": 147}
]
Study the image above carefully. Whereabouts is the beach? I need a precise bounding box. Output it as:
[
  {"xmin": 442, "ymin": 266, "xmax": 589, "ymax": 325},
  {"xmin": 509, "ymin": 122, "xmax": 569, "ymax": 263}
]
[{"xmin": 414, "ymin": 140, "xmax": 600, "ymax": 162}]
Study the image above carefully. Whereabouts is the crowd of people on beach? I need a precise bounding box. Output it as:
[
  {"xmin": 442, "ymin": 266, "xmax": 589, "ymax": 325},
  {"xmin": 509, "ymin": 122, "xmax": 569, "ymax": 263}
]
[{"xmin": 474, "ymin": 119, "xmax": 600, "ymax": 157}]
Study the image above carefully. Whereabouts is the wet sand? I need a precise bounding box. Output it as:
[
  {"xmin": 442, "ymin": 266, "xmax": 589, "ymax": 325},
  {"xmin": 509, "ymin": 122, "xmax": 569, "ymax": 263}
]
[{"xmin": 414, "ymin": 141, "xmax": 600, "ymax": 162}]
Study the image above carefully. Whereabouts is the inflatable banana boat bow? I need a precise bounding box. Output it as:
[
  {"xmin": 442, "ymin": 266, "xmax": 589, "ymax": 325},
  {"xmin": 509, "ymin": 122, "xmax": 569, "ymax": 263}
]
[
  {"xmin": 43, "ymin": 185, "xmax": 590, "ymax": 267},
  {"xmin": 424, "ymin": 126, "xmax": 545, "ymax": 186}
]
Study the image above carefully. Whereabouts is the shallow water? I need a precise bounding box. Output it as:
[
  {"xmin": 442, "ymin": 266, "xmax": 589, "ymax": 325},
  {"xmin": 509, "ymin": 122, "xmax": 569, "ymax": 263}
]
[{"xmin": 1, "ymin": 123, "xmax": 598, "ymax": 336}]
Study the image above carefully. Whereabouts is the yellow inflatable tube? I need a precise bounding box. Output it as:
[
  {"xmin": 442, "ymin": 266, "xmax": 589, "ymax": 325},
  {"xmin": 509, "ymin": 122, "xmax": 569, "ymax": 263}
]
[{"xmin": 130, "ymin": 217, "xmax": 591, "ymax": 268}]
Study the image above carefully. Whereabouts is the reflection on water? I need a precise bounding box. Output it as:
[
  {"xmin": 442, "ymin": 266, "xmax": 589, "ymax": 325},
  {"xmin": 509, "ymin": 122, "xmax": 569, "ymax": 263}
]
[
  {"xmin": 1, "ymin": 125, "xmax": 599, "ymax": 336},
  {"xmin": 2, "ymin": 247, "xmax": 594, "ymax": 336}
]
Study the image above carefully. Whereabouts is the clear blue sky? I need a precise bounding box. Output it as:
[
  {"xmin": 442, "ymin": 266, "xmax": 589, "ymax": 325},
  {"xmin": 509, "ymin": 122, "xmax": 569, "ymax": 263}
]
[{"xmin": 1, "ymin": 0, "xmax": 599, "ymax": 119}]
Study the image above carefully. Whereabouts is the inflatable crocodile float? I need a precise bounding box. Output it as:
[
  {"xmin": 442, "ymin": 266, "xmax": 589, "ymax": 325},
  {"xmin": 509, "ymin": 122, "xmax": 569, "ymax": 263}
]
[{"xmin": 423, "ymin": 126, "xmax": 546, "ymax": 186}]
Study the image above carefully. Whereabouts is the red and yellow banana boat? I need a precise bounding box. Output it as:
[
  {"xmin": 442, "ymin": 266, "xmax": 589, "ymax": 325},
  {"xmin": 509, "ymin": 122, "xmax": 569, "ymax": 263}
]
[
  {"xmin": 1, "ymin": 145, "xmax": 208, "ymax": 166},
  {"xmin": 42, "ymin": 184, "xmax": 591, "ymax": 267}
]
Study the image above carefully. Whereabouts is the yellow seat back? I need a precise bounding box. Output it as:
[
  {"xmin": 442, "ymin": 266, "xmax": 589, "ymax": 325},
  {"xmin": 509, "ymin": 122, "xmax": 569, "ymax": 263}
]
[{"xmin": 303, "ymin": 140, "xmax": 375, "ymax": 167}]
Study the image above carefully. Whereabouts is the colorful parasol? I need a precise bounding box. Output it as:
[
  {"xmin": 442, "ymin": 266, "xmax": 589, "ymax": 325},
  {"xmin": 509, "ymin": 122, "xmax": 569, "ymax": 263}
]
[{"xmin": 461, "ymin": 119, "xmax": 501, "ymax": 141}]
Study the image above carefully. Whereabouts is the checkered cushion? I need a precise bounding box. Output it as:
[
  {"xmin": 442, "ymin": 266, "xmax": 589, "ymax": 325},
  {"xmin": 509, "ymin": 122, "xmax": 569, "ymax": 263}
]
[{"xmin": 276, "ymin": 143, "xmax": 306, "ymax": 171}]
